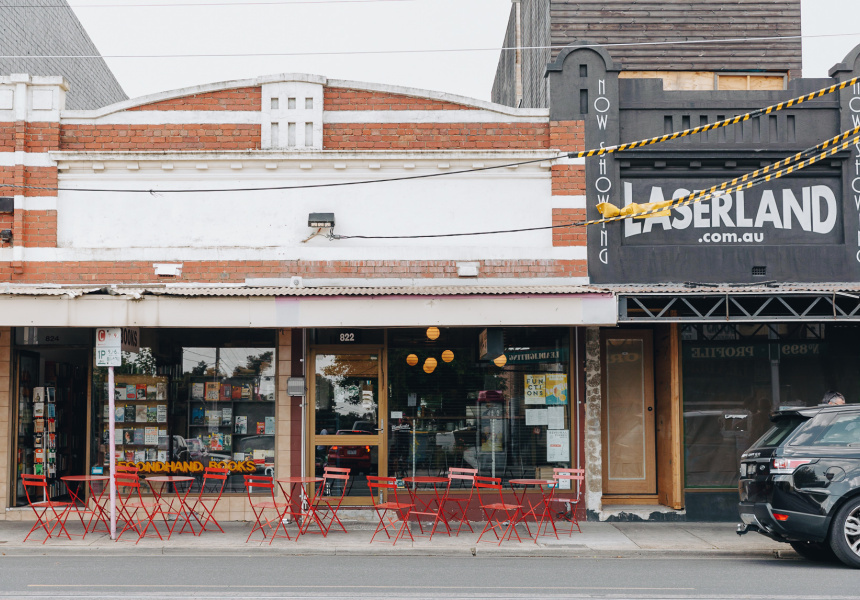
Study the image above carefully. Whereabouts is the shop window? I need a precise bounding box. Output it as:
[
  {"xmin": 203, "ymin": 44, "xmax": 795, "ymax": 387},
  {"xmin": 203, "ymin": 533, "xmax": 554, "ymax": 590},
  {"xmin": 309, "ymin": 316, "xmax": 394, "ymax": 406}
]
[
  {"xmin": 91, "ymin": 329, "xmax": 276, "ymax": 494},
  {"xmin": 386, "ymin": 327, "xmax": 572, "ymax": 484}
]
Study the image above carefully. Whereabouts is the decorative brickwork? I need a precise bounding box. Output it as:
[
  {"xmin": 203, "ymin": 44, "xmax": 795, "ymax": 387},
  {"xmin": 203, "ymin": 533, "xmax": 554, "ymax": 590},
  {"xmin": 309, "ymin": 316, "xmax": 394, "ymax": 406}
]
[
  {"xmin": 324, "ymin": 87, "xmax": 479, "ymax": 111},
  {"xmin": 323, "ymin": 123, "xmax": 549, "ymax": 150},
  {"xmin": 549, "ymin": 120, "xmax": 585, "ymax": 152},
  {"xmin": 60, "ymin": 124, "xmax": 262, "ymax": 151},
  {"xmin": 552, "ymin": 208, "xmax": 587, "ymax": 246},
  {"xmin": 0, "ymin": 258, "xmax": 587, "ymax": 283},
  {"xmin": 128, "ymin": 87, "xmax": 262, "ymax": 111},
  {"xmin": 551, "ymin": 164, "xmax": 585, "ymax": 196}
]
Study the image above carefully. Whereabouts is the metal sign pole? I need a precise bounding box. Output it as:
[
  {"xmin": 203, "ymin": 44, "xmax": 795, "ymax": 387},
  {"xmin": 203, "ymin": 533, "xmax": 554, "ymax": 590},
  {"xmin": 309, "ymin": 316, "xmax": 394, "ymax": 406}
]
[{"xmin": 108, "ymin": 365, "xmax": 116, "ymax": 540}]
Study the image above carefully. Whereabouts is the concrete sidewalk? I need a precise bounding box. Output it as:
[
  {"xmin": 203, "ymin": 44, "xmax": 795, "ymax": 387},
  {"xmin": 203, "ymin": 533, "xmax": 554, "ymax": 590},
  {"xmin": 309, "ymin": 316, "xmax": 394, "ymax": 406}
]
[{"xmin": 0, "ymin": 517, "xmax": 798, "ymax": 559}]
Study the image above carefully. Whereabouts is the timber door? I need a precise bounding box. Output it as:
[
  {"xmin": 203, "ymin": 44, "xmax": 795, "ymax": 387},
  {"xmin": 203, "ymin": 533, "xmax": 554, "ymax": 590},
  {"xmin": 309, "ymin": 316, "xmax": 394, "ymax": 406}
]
[
  {"xmin": 601, "ymin": 330, "xmax": 657, "ymax": 495},
  {"xmin": 308, "ymin": 347, "xmax": 386, "ymax": 505}
]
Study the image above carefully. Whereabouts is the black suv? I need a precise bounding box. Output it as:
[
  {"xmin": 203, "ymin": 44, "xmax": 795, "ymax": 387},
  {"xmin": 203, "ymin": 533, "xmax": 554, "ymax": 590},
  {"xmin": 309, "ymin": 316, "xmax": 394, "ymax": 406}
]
[{"xmin": 738, "ymin": 404, "xmax": 860, "ymax": 567}]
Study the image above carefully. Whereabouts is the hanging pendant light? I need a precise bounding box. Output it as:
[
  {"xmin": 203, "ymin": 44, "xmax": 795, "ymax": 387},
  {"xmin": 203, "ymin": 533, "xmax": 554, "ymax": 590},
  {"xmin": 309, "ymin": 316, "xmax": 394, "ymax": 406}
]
[
  {"xmin": 493, "ymin": 354, "xmax": 507, "ymax": 368},
  {"xmin": 423, "ymin": 357, "xmax": 437, "ymax": 373},
  {"xmin": 441, "ymin": 349, "xmax": 454, "ymax": 363},
  {"xmin": 406, "ymin": 354, "xmax": 418, "ymax": 366},
  {"xmin": 426, "ymin": 326, "xmax": 440, "ymax": 341}
]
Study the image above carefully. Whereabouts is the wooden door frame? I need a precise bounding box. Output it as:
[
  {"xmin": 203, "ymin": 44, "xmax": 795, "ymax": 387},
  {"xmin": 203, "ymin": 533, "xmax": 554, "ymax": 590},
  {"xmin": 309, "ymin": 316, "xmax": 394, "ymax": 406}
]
[
  {"xmin": 600, "ymin": 329, "xmax": 656, "ymax": 496},
  {"xmin": 306, "ymin": 344, "xmax": 387, "ymax": 506}
]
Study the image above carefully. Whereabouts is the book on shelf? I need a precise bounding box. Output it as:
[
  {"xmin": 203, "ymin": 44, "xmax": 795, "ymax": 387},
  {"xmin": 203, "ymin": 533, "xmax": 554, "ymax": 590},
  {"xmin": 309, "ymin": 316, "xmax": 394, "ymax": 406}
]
[
  {"xmin": 252, "ymin": 449, "xmax": 266, "ymax": 462},
  {"xmin": 34, "ymin": 419, "xmax": 44, "ymax": 433},
  {"xmin": 157, "ymin": 450, "xmax": 168, "ymax": 462},
  {"xmin": 147, "ymin": 406, "xmax": 157, "ymax": 423},
  {"xmin": 34, "ymin": 448, "xmax": 44, "ymax": 463},
  {"xmin": 114, "ymin": 428, "xmax": 123, "ymax": 442},
  {"xmin": 114, "ymin": 406, "xmax": 125, "ymax": 423},
  {"xmin": 47, "ymin": 433, "xmax": 56, "ymax": 449},
  {"xmin": 146, "ymin": 384, "xmax": 157, "ymax": 400},
  {"xmin": 46, "ymin": 387, "xmax": 55, "ymax": 403},
  {"xmin": 264, "ymin": 416, "xmax": 275, "ymax": 435},
  {"xmin": 205, "ymin": 382, "xmax": 220, "ymax": 401},
  {"xmin": 124, "ymin": 450, "xmax": 135, "ymax": 462},
  {"xmin": 241, "ymin": 384, "xmax": 251, "ymax": 399},
  {"xmin": 221, "ymin": 407, "xmax": 232, "ymax": 426},
  {"xmin": 157, "ymin": 429, "xmax": 167, "ymax": 448},
  {"xmin": 206, "ymin": 410, "xmax": 222, "ymax": 427},
  {"xmin": 136, "ymin": 384, "xmax": 147, "ymax": 400},
  {"xmin": 223, "ymin": 433, "xmax": 232, "ymax": 452},
  {"xmin": 123, "ymin": 430, "xmax": 133, "ymax": 444},
  {"xmin": 34, "ymin": 434, "xmax": 42, "ymax": 448},
  {"xmin": 34, "ymin": 403, "xmax": 44, "ymax": 418},
  {"xmin": 156, "ymin": 404, "xmax": 167, "ymax": 423},
  {"xmin": 33, "ymin": 387, "xmax": 44, "ymax": 404},
  {"xmin": 125, "ymin": 385, "xmax": 136, "ymax": 400},
  {"xmin": 231, "ymin": 385, "xmax": 242, "ymax": 400},
  {"xmin": 133, "ymin": 428, "xmax": 144, "ymax": 445},
  {"xmin": 102, "ymin": 428, "xmax": 109, "ymax": 444},
  {"xmin": 234, "ymin": 416, "xmax": 247, "ymax": 434},
  {"xmin": 191, "ymin": 383, "xmax": 205, "ymax": 400},
  {"xmin": 134, "ymin": 450, "xmax": 146, "ymax": 462},
  {"xmin": 46, "ymin": 404, "xmax": 56, "ymax": 418},
  {"xmin": 145, "ymin": 449, "xmax": 157, "ymax": 461},
  {"xmin": 34, "ymin": 463, "xmax": 43, "ymax": 475},
  {"xmin": 157, "ymin": 382, "xmax": 167, "ymax": 401},
  {"xmin": 135, "ymin": 405, "xmax": 147, "ymax": 423},
  {"xmin": 144, "ymin": 427, "xmax": 157, "ymax": 445},
  {"xmin": 103, "ymin": 404, "xmax": 110, "ymax": 420},
  {"xmin": 220, "ymin": 384, "xmax": 232, "ymax": 402},
  {"xmin": 115, "ymin": 387, "xmax": 124, "ymax": 401},
  {"xmin": 208, "ymin": 432, "xmax": 224, "ymax": 451},
  {"xmin": 256, "ymin": 422, "xmax": 265, "ymax": 434},
  {"xmin": 233, "ymin": 452, "xmax": 245, "ymax": 461},
  {"xmin": 191, "ymin": 406, "xmax": 204, "ymax": 425},
  {"xmin": 47, "ymin": 418, "xmax": 55, "ymax": 433},
  {"xmin": 124, "ymin": 405, "xmax": 135, "ymax": 422}
]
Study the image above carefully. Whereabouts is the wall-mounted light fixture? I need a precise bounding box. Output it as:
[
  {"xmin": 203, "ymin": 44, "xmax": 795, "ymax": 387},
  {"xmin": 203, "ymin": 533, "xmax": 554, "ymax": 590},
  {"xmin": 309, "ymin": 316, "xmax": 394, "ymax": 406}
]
[
  {"xmin": 153, "ymin": 263, "xmax": 183, "ymax": 277},
  {"xmin": 0, "ymin": 229, "xmax": 12, "ymax": 243},
  {"xmin": 308, "ymin": 213, "xmax": 335, "ymax": 228},
  {"xmin": 0, "ymin": 197, "xmax": 13, "ymax": 214}
]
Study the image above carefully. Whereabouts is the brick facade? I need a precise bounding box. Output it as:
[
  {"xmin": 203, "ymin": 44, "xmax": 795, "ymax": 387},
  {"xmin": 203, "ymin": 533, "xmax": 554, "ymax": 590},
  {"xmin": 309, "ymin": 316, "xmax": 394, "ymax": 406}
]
[
  {"xmin": 128, "ymin": 87, "xmax": 262, "ymax": 111},
  {"xmin": 552, "ymin": 208, "xmax": 587, "ymax": 247},
  {"xmin": 324, "ymin": 87, "xmax": 478, "ymax": 111},
  {"xmin": 59, "ymin": 124, "xmax": 262, "ymax": 151},
  {"xmin": 323, "ymin": 122, "xmax": 549, "ymax": 150}
]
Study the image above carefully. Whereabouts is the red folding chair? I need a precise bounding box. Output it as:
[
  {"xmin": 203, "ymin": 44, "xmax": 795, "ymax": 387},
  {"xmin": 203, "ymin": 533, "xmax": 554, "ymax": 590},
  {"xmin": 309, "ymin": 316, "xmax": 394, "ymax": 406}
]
[
  {"xmin": 115, "ymin": 472, "xmax": 164, "ymax": 543},
  {"xmin": 21, "ymin": 474, "xmax": 72, "ymax": 543},
  {"xmin": 183, "ymin": 466, "xmax": 228, "ymax": 534},
  {"xmin": 475, "ymin": 475, "xmax": 522, "ymax": 545},
  {"xmin": 244, "ymin": 475, "xmax": 291, "ymax": 544},
  {"xmin": 307, "ymin": 466, "xmax": 350, "ymax": 535},
  {"xmin": 546, "ymin": 468, "xmax": 584, "ymax": 535},
  {"xmin": 446, "ymin": 467, "xmax": 477, "ymax": 535},
  {"xmin": 367, "ymin": 475, "xmax": 413, "ymax": 545}
]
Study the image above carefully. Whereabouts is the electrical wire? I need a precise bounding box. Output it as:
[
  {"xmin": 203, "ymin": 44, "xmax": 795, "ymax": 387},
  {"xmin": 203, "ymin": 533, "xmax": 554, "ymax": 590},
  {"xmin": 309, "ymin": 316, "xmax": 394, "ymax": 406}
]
[
  {"xmin": 332, "ymin": 126, "xmax": 860, "ymax": 239},
  {"xmin": 0, "ymin": 33, "xmax": 853, "ymax": 60},
  {"xmin": 7, "ymin": 0, "xmax": 417, "ymax": 6}
]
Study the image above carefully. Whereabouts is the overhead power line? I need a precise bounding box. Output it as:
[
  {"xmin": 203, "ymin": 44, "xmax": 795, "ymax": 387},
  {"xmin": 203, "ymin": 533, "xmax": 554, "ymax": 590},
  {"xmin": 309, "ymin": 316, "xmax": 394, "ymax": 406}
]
[
  {"xmin": 6, "ymin": 0, "xmax": 415, "ymax": 6},
  {"xmin": 0, "ymin": 32, "xmax": 853, "ymax": 60}
]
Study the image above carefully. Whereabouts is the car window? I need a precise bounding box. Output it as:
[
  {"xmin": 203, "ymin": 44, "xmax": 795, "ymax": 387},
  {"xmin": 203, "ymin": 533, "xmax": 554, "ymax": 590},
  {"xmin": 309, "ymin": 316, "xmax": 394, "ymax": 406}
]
[
  {"xmin": 750, "ymin": 416, "xmax": 806, "ymax": 449},
  {"xmin": 800, "ymin": 413, "xmax": 860, "ymax": 446}
]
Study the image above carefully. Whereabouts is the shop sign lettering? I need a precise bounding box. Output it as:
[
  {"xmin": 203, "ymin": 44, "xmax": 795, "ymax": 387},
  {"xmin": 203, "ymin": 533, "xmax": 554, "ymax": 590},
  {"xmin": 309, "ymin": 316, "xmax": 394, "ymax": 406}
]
[
  {"xmin": 620, "ymin": 178, "xmax": 842, "ymax": 246},
  {"xmin": 117, "ymin": 460, "xmax": 257, "ymax": 474}
]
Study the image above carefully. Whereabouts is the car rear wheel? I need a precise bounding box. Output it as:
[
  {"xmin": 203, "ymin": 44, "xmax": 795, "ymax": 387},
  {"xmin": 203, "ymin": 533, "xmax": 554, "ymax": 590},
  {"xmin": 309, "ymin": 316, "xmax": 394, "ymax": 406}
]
[
  {"xmin": 789, "ymin": 541, "xmax": 838, "ymax": 562},
  {"xmin": 829, "ymin": 496, "xmax": 860, "ymax": 568}
]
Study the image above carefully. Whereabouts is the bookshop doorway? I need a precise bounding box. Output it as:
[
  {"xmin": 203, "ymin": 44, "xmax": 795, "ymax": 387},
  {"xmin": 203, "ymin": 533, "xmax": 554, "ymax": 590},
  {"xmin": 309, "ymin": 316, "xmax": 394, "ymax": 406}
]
[{"xmin": 13, "ymin": 346, "xmax": 89, "ymax": 506}]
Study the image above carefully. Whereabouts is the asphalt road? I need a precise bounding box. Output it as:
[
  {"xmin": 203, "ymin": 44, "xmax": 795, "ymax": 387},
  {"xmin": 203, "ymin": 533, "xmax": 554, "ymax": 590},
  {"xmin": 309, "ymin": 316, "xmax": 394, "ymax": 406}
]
[{"xmin": 0, "ymin": 554, "xmax": 858, "ymax": 599}]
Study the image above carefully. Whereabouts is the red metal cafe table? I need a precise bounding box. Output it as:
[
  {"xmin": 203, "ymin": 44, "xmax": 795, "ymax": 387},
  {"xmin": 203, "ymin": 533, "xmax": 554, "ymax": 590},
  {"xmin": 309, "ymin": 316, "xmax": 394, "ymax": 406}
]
[
  {"xmin": 508, "ymin": 478, "xmax": 558, "ymax": 542},
  {"xmin": 275, "ymin": 477, "xmax": 324, "ymax": 538},
  {"xmin": 144, "ymin": 475, "xmax": 199, "ymax": 538},
  {"xmin": 60, "ymin": 475, "xmax": 110, "ymax": 537},
  {"xmin": 402, "ymin": 476, "xmax": 451, "ymax": 538}
]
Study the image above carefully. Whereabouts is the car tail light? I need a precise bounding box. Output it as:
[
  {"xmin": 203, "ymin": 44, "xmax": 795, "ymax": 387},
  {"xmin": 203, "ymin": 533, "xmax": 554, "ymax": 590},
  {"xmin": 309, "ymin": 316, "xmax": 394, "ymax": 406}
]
[
  {"xmin": 365, "ymin": 446, "xmax": 370, "ymax": 452},
  {"xmin": 331, "ymin": 446, "xmax": 338, "ymax": 451},
  {"xmin": 773, "ymin": 513, "xmax": 789, "ymax": 521},
  {"xmin": 771, "ymin": 458, "xmax": 813, "ymax": 474}
]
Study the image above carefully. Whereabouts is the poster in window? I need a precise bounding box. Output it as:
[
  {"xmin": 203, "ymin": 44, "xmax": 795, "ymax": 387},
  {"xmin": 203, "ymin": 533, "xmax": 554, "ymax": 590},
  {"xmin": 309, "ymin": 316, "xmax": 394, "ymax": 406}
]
[
  {"xmin": 205, "ymin": 382, "xmax": 220, "ymax": 401},
  {"xmin": 545, "ymin": 374, "xmax": 568, "ymax": 405},
  {"xmin": 524, "ymin": 375, "xmax": 546, "ymax": 405},
  {"xmin": 191, "ymin": 383, "xmax": 204, "ymax": 400},
  {"xmin": 146, "ymin": 385, "xmax": 157, "ymax": 400},
  {"xmin": 144, "ymin": 427, "xmax": 158, "ymax": 445},
  {"xmin": 546, "ymin": 429, "xmax": 570, "ymax": 462},
  {"xmin": 157, "ymin": 382, "xmax": 167, "ymax": 401}
]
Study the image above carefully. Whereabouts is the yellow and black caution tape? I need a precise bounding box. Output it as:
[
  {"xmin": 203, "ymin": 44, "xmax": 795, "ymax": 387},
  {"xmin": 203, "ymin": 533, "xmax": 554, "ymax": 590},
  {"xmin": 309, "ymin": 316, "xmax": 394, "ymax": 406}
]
[
  {"xmin": 574, "ymin": 126, "xmax": 860, "ymax": 227},
  {"xmin": 569, "ymin": 75, "xmax": 860, "ymax": 159}
]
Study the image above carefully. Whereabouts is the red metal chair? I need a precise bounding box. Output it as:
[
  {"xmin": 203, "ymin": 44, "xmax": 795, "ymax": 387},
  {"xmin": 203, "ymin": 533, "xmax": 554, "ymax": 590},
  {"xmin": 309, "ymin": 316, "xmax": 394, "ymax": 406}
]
[
  {"xmin": 366, "ymin": 475, "xmax": 413, "ymax": 545},
  {"xmin": 183, "ymin": 466, "xmax": 228, "ymax": 534},
  {"xmin": 21, "ymin": 474, "xmax": 72, "ymax": 543},
  {"xmin": 243, "ymin": 475, "xmax": 291, "ymax": 544},
  {"xmin": 115, "ymin": 472, "xmax": 164, "ymax": 543},
  {"xmin": 475, "ymin": 475, "xmax": 522, "ymax": 545},
  {"xmin": 546, "ymin": 468, "xmax": 584, "ymax": 535},
  {"xmin": 446, "ymin": 467, "xmax": 477, "ymax": 535},
  {"xmin": 308, "ymin": 466, "xmax": 351, "ymax": 535}
]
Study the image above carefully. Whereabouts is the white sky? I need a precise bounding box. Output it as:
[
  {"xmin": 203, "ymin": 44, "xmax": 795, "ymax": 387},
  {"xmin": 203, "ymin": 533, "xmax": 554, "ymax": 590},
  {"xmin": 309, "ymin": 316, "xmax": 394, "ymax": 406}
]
[{"xmin": 65, "ymin": 0, "xmax": 860, "ymax": 102}]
